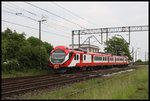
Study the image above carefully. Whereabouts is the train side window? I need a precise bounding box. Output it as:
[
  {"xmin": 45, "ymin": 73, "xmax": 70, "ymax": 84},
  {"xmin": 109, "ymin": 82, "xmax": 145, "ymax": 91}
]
[
  {"xmin": 100, "ymin": 56, "xmax": 102, "ymax": 61},
  {"xmin": 110, "ymin": 57, "xmax": 112, "ymax": 61}
]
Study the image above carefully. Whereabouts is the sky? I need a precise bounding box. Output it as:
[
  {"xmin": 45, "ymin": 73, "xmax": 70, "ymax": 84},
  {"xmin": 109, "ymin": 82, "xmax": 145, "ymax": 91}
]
[{"xmin": 1, "ymin": 1, "xmax": 149, "ymax": 61}]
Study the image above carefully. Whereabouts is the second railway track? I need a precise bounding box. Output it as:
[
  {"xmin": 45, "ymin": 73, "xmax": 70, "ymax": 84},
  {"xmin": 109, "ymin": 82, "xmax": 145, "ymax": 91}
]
[{"xmin": 1, "ymin": 66, "xmax": 137, "ymax": 98}]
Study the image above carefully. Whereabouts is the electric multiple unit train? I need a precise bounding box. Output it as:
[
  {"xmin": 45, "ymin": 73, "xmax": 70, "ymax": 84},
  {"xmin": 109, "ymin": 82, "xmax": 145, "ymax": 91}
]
[{"xmin": 49, "ymin": 46, "xmax": 129, "ymax": 73}]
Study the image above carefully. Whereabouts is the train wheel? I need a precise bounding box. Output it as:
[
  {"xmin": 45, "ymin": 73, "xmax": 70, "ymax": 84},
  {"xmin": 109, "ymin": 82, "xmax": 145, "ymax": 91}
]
[
  {"xmin": 53, "ymin": 67, "xmax": 67, "ymax": 73},
  {"xmin": 61, "ymin": 67, "xmax": 67, "ymax": 73}
]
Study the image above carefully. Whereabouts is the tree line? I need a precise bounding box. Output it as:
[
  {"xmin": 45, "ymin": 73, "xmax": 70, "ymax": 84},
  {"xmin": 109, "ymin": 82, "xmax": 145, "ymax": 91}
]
[{"xmin": 2, "ymin": 28, "xmax": 54, "ymax": 72}]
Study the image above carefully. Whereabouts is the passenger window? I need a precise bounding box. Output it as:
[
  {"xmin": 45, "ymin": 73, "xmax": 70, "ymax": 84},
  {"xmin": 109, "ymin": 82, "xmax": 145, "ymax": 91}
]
[
  {"xmin": 100, "ymin": 56, "xmax": 102, "ymax": 61},
  {"xmin": 103, "ymin": 57, "xmax": 105, "ymax": 61}
]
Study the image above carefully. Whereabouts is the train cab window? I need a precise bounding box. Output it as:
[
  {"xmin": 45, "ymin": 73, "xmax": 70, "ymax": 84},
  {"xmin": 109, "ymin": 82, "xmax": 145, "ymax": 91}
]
[
  {"xmin": 84, "ymin": 55, "xmax": 86, "ymax": 60},
  {"xmin": 77, "ymin": 54, "xmax": 79, "ymax": 60},
  {"xmin": 74, "ymin": 54, "xmax": 76, "ymax": 60}
]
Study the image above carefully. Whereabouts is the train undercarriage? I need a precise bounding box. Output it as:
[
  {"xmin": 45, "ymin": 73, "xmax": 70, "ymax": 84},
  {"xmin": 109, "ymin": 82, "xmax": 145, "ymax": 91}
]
[{"xmin": 49, "ymin": 64, "xmax": 128, "ymax": 73}]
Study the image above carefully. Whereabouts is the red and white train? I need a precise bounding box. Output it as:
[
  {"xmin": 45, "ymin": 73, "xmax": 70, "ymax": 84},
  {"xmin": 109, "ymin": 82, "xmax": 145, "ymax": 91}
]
[{"xmin": 49, "ymin": 46, "xmax": 129, "ymax": 73}]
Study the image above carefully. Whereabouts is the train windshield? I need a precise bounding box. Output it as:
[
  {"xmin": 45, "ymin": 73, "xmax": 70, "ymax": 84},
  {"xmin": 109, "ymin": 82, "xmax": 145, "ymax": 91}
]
[{"xmin": 51, "ymin": 49, "xmax": 66, "ymax": 64}]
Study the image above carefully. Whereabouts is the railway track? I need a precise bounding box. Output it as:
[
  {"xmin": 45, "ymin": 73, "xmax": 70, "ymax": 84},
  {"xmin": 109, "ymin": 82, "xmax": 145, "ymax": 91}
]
[{"xmin": 1, "ymin": 66, "xmax": 137, "ymax": 99}]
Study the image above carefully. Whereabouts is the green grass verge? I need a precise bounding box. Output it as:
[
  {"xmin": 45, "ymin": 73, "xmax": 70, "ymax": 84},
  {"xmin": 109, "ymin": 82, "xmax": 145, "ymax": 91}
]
[
  {"xmin": 26, "ymin": 65, "xmax": 148, "ymax": 100},
  {"xmin": 2, "ymin": 69, "xmax": 52, "ymax": 78}
]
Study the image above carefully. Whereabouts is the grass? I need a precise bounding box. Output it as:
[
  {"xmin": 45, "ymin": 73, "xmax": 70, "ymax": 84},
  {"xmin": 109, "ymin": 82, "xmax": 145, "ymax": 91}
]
[
  {"xmin": 69, "ymin": 65, "xmax": 148, "ymax": 99},
  {"xmin": 2, "ymin": 69, "xmax": 52, "ymax": 78},
  {"xmin": 26, "ymin": 65, "xmax": 148, "ymax": 100}
]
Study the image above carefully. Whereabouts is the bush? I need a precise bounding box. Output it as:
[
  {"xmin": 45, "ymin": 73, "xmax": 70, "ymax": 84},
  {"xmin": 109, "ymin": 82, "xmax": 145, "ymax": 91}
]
[{"xmin": 2, "ymin": 59, "xmax": 19, "ymax": 73}]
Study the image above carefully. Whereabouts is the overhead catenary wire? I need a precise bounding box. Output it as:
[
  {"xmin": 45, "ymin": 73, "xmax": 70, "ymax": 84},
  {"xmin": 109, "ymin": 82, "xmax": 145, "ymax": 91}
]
[
  {"xmin": 3, "ymin": 3, "xmax": 74, "ymax": 31},
  {"xmin": 2, "ymin": 8, "xmax": 71, "ymax": 35},
  {"xmin": 6, "ymin": 2, "xmax": 41, "ymax": 17},
  {"xmin": 43, "ymin": 23, "xmax": 71, "ymax": 34},
  {"xmin": 2, "ymin": 5, "xmax": 18, "ymax": 13},
  {"xmin": 2, "ymin": 20, "xmax": 71, "ymax": 38},
  {"xmin": 25, "ymin": 2, "xmax": 87, "ymax": 30},
  {"xmin": 52, "ymin": 2, "xmax": 99, "ymax": 27},
  {"xmin": 2, "ymin": 9, "xmax": 37, "ymax": 22}
]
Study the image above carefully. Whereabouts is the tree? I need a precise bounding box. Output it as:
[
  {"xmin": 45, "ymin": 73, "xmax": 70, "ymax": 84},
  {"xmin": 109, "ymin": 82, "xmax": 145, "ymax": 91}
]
[
  {"xmin": 27, "ymin": 36, "xmax": 40, "ymax": 46},
  {"xmin": 42, "ymin": 41, "xmax": 53, "ymax": 54},
  {"xmin": 2, "ymin": 28, "xmax": 54, "ymax": 72},
  {"xmin": 104, "ymin": 36, "xmax": 132, "ymax": 60},
  {"xmin": 17, "ymin": 41, "xmax": 32, "ymax": 71},
  {"xmin": 136, "ymin": 59, "xmax": 142, "ymax": 63},
  {"xmin": 1, "ymin": 28, "xmax": 26, "ymax": 61}
]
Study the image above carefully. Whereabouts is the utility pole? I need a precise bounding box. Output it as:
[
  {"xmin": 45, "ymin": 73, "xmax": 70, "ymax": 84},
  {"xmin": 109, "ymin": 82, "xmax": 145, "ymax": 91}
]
[
  {"xmin": 145, "ymin": 51, "xmax": 147, "ymax": 65},
  {"xmin": 135, "ymin": 50, "xmax": 137, "ymax": 65},
  {"xmin": 89, "ymin": 37, "xmax": 91, "ymax": 52},
  {"xmin": 78, "ymin": 30, "xmax": 80, "ymax": 48},
  {"xmin": 72, "ymin": 31, "xmax": 74, "ymax": 49},
  {"xmin": 132, "ymin": 47, "xmax": 134, "ymax": 65},
  {"xmin": 101, "ymin": 28, "xmax": 103, "ymax": 44},
  {"xmin": 129, "ymin": 26, "xmax": 130, "ymax": 44},
  {"xmin": 106, "ymin": 28, "xmax": 108, "ymax": 42},
  {"xmin": 38, "ymin": 19, "xmax": 47, "ymax": 69},
  {"xmin": 135, "ymin": 48, "xmax": 140, "ymax": 65}
]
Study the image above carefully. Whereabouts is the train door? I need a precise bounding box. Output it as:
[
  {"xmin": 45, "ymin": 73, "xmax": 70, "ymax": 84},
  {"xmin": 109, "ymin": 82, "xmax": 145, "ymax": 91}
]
[
  {"xmin": 91, "ymin": 55, "xmax": 93, "ymax": 66},
  {"xmin": 80, "ymin": 53, "xmax": 83, "ymax": 67}
]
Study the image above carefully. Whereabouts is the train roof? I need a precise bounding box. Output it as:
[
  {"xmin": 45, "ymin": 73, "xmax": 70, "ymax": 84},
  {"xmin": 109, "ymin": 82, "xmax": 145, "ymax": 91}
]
[
  {"xmin": 53, "ymin": 46, "xmax": 128, "ymax": 58},
  {"xmin": 72, "ymin": 49, "xmax": 128, "ymax": 58}
]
